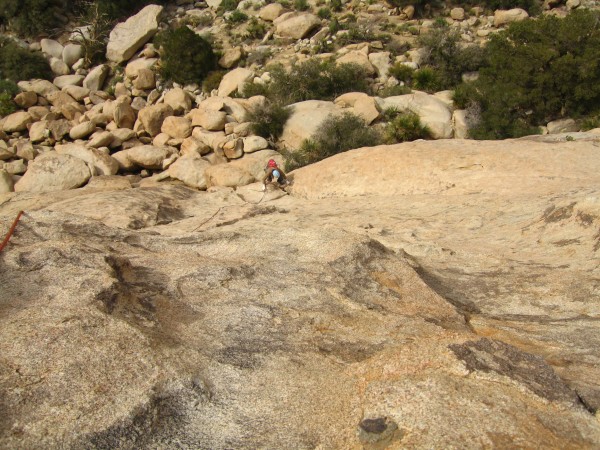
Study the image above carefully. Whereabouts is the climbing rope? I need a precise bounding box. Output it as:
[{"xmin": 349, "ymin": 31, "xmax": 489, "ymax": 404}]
[{"xmin": 0, "ymin": 210, "xmax": 24, "ymax": 253}]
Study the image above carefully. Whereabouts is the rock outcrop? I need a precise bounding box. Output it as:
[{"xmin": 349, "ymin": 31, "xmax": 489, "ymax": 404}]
[{"xmin": 1, "ymin": 138, "xmax": 600, "ymax": 448}]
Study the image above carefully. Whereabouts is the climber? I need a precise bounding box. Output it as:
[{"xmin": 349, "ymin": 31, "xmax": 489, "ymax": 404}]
[{"xmin": 262, "ymin": 159, "xmax": 289, "ymax": 191}]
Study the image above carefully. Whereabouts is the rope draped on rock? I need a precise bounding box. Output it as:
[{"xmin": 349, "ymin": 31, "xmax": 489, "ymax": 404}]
[{"xmin": 0, "ymin": 210, "xmax": 24, "ymax": 253}]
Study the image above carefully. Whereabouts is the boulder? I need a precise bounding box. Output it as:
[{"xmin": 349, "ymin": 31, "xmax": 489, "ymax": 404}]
[
  {"xmin": 164, "ymin": 88, "xmax": 192, "ymax": 115},
  {"xmin": 0, "ymin": 169, "xmax": 14, "ymax": 193},
  {"xmin": 88, "ymin": 131, "xmax": 114, "ymax": 148},
  {"xmin": 242, "ymin": 135, "xmax": 269, "ymax": 153},
  {"xmin": 280, "ymin": 100, "xmax": 342, "ymax": 150},
  {"xmin": 205, "ymin": 163, "xmax": 254, "ymax": 187},
  {"xmin": 62, "ymin": 44, "xmax": 83, "ymax": 67},
  {"xmin": 451, "ymin": 7, "xmax": 465, "ymax": 20},
  {"xmin": 378, "ymin": 91, "xmax": 453, "ymax": 139},
  {"xmin": 29, "ymin": 121, "xmax": 49, "ymax": 143},
  {"xmin": 453, "ymin": 109, "xmax": 469, "ymax": 139},
  {"xmin": 3, "ymin": 112, "xmax": 33, "ymax": 133},
  {"xmin": 494, "ymin": 8, "xmax": 529, "ymax": 27},
  {"xmin": 125, "ymin": 57, "xmax": 158, "ymax": 78},
  {"xmin": 368, "ymin": 52, "xmax": 391, "ymax": 79},
  {"xmin": 230, "ymin": 149, "xmax": 283, "ymax": 180},
  {"xmin": 161, "ymin": 116, "xmax": 192, "ymax": 139},
  {"xmin": 133, "ymin": 68, "xmax": 156, "ymax": 90},
  {"xmin": 14, "ymin": 152, "xmax": 91, "ymax": 192},
  {"xmin": 274, "ymin": 12, "xmax": 321, "ymax": 40},
  {"xmin": 69, "ymin": 121, "xmax": 97, "ymax": 140},
  {"xmin": 40, "ymin": 39, "xmax": 64, "ymax": 59},
  {"xmin": 138, "ymin": 103, "xmax": 174, "ymax": 137},
  {"xmin": 222, "ymin": 138, "xmax": 244, "ymax": 159},
  {"xmin": 63, "ymin": 85, "xmax": 90, "ymax": 101},
  {"xmin": 14, "ymin": 92, "xmax": 38, "ymax": 109},
  {"xmin": 192, "ymin": 128, "xmax": 228, "ymax": 151},
  {"xmin": 217, "ymin": 68, "xmax": 254, "ymax": 97},
  {"xmin": 2, "ymin": 159, "xmax": 27, "ymax": 175},
  {"xmin": 17, "ymin": 79, "xmax": 58, "ymax": 97},
  {"xmin": 55, "ymin": 143, "xmax": 119, "ymax": 176},
  {"xmin": 125, "ymin": 145, "xmax": 174, "ymax": 170},
  {"xmin": 49, "ymin": 58, "xmax": 70, "ymax": 76},
  {"xmin": 219, "ymin": 47, "xmax": 243, "ymax": 69},
  {"xmin": 106, "ymin": 5, "xmax": 163, "ymax": 63},
  {"xmin": 83, "ymin": 65, "xmax": 109, "ymax": 91},
  {"xmin": 46, "ymin": 91, "xmax": 77, "ymax": 108},
  {"xmin": 15, "ymin": 141, "xmax": 38, "ymax": 161},
  {"xmin": 180, "ymin": 136, "xmax": 211, "ymax": 156},
  {"xmin": 0, "ymin": 140, "xmax": 14, "ymax": 160},
  {"xmin": 166, "ymin": 155, "xmax": 211, "ymax": 189},
  {"xmin": 259, "ymin": 3, "xmax": 285, "ymax": 21},
  {"xmin": 547, "ymin": 118, "xmax": 578, "ymax": 134},
  {"xmin": 189, "ymin": 109, "xmax": 227, "ymax": 131},
  {"xmin": 335, "ymin": 93, "xmax": 380, "ymax": 125},
  {"xmin": 337, "ymin": 50, "xmax": 376, "ymax": 76},
  {"xmin": 113, "ymin": 97, "xmax": 137, "ymax": 129},
  {"xmin": 53, "ymin": 75, "xmax": 85, "ymax": 89},
  {"xmin": 47, "ymin": 119, "xmax": 72, "ymax": 141}
]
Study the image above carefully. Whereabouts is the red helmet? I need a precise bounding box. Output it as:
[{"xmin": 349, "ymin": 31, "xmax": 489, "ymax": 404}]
[{"xmin": 267, "ymin": 159, "xmax": 277, "ymax": 168}]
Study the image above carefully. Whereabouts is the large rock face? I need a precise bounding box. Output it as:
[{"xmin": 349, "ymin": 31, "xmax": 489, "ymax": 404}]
[
  {"xmin": 106, "ymin": 5, "xmax": 163, "ymax": 63},
  {"xmin": 1, "ymin": 138, "xmax": 600, "ymax": 448}
]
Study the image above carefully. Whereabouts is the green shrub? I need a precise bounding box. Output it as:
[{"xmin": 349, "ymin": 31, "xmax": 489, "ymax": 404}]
[
  {"xmin": 580, "ymin": 115, "xmax": 600, "ymax": 131},
  {"xmin": 156, "ymin": 27, "xmax": 216, "ymax": 86},
  {"xmin": 330, "ymin": 0, "xmax": 343, "ymax": 11},
  {"xmin": 317, "ymin": 7, "xmax": 331, "ymax": 19},
  {"xmin": 417, "ymin": 26, "xmax": 485, "ymax": 89},
  {"xmin": 336, "ymin": 25, "xmax": 380, "ymax": 46},
  {"xmin": 257, "ymin": 59, "xmax": 372, "ymax": 105},
  {"xmin": 378, "ymin": 84, "xmax": 412, "ymax": 97},
  {"xmin": 226, "ymin": 9, "xmax": 248, "ymax": 23},
  {"xmin": 246, "ymin": 17, "xmax": 267, "ymax": 39},
  {"xmin": 0, "ymin": 38, "xmax": 52, "ymax": 82},
  {"xmin": 384, "ymin": 111, "xmax": 431, "ymax": 143},
  {"xmin": 462, "ymin": 0, "xmax": 541, "ymax": 15},
  {"xmin": 218, "ymin": 0, "xmax": 239, "ymax": 13},
  {"xmin": 463, "ymin": 9, "xmax": 600, "ymax": 139},
  {"xmin": 202, "ymin": 70, "xmax": 226, "ymax": 93},
  {"xmin": 294, "ymin": 0, "xmax": 310, "ymax": 11},
  {"xmin": 0, "ymin": 0, "xmax": 77, "ymax": 37},
  {"xmin": 412, "ymin": 67, "xmax": 443, "ymax": 92},
  {"xmin": 0, "ymin": 79, "xmax": 18, "ymax": 117},
  {"xmin": 388, "ymin": 62, "xmax": 414, "ymax": 83},
  {"xmin": 285, "ymin": 112, "xmax": 381, "ymax": 170},
  {"xmin": 249, "ymin": 101, "xmax": 291, "ymax": 140}
]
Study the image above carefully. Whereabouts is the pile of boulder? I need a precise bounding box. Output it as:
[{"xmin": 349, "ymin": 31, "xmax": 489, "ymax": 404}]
[{"xmin": 0, "ymin": 1, "xmax": 588, "ymax": 194}]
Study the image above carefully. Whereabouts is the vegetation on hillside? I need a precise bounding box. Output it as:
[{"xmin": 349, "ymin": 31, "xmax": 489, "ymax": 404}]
[
  {"xmin": 457, "ymin": 9, "xmax": 600, "ymax": 139},
  {"xmin": 156, "ymin": 26, "xmax": 217, "ymax": 86},
  {"xmin": 0, "ymin": 37, "xmax": 52, "ymax": 82}
]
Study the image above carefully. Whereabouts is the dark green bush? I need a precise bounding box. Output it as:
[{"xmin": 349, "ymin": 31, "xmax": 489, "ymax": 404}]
[
  {"xmin": 378, "ymin": 84, "xmax": 412, "ymax": 97},
  {"xmin": 156, "ymin": 27, "xmax": 217, "ymax": 86},
  {"xmin": 388, "ymin": 63, "xmax": 415, "ymax": 83},
  {"xmin": 257, "ymin": 59, "xmax": 372, "ymax": 105},
  {"xmin": 0, "ymin": 0, "xmax": 77, "ymax": 37},
  {"xmin": 249, "ymin": 101, "xmax": 291, "ymax": 140},
  {"xmin": 412, "ymin": 67, "xmax": 443, "ymax": 92},
  {"xmin": 294, "ymin": 0, "xmax": 310, "ymax": 11},
  {"xmin": 461, "ymin": 9, "xmax": 600, "ymax": 139},
  {"xmin": 417, "ymin": 26, "xmax": 485, "ymax": 90},
  {"xmin": 0, "ymin": 38, "xmax": 52, "ymax": 82},
  {"xmin": 0, "ymin": 79, "xmax": 18, "ymax": 117},
  {"xmin": 218, "ymin": 0, "xmax": 239, "ymax": 13},
  {"xmin": 317, "ymin": 7, "xmax": 331, "ymax": 19},
  {"xmin": 384, "ymin": 111, "xmax": 431, "ymax": 143},
  {"xmin": 245, "ymin": 17, "xmax": 267, "ymax": 39},
  {"xmin": 226, "ymin": 9, "xmax": 248, "ymax": 23},
  {"xmin": 202, "ymin": 70, "xmax": 226, "ymax": 93},
  {"xmin": 284, "ymin": 112, "xmax": 381, "ymax": 170},
  {"xmin": 330, "ymin": 0, "xmax": 342, "ymax": 11}
]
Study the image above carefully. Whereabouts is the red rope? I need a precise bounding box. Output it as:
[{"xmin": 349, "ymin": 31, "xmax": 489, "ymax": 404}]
[{"xmin": 0, "ymin": 210, "xmax": 24, "ymax": 253}]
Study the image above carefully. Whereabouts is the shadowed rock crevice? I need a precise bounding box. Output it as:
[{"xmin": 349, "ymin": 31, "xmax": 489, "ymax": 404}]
[{"xmin": 449, "ymin": 338, "xmax": 580, "ymax": 405}]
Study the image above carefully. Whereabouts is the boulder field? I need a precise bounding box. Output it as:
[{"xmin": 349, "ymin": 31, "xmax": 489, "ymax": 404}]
[{"xmin": 1, "ymin": 137, "xmax": 600, "ymax": 448}]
